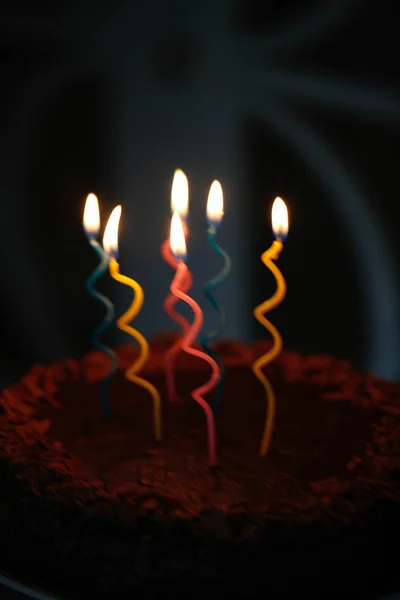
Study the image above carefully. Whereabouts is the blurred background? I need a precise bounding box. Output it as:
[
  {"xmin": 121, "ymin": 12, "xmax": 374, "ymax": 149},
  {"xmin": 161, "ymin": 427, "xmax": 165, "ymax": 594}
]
[{"xmin": 1, "ymin": 0, "xmax": 399, "ymax": 387}]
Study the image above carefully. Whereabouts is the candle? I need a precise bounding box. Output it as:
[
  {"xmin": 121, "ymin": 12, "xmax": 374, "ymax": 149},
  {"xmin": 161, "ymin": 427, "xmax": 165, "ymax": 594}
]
[
  {"xmin": 200, "ymin": 180, "xmax": 231, "ymax": 415},
  {"xmin": 161, "ymin": 169, "xmax": 193, "ymax": 402},
  {"xmin": 252, "ymin": 197, "xmax": 289, "ymax": 457},
  {"xmin": 83, "ymin": 193, "xmax": 118, "ymax": 419},
  {"xmin": 169, "ymin": 212, "xmax": 219, "ymax": 465},
  {"xmin": 103, "ymin": 206, "xmax": 162, "ymax": 441}
]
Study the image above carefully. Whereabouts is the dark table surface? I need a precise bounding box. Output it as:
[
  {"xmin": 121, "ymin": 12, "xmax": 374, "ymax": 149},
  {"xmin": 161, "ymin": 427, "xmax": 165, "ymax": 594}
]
[{"xmin": 1, "ymin": 575, "xmax": 400, "ymax": 600}]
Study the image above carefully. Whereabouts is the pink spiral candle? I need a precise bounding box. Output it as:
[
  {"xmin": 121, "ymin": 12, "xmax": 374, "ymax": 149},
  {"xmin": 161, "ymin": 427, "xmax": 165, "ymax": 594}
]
[
  {"xmin": 161, "ymin": 236, "xmax": 193, "ymax": 402},
  {"xmin": 170, "ymin": 261, "xmax": 219, "ymax": 466}
]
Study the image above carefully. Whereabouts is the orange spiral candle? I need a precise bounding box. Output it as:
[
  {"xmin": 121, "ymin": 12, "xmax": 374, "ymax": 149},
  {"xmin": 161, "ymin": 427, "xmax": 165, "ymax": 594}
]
[
  {"xmin": 103, "ymin": 206, "xmax": 162, "ymax": 441},
  {"xmin": 253, "ymin": 197, "xmax": 289, "ymax": 457},
  {"xmin": 169, "ymin": 212, "xmax": 219, "ymax": 466}
]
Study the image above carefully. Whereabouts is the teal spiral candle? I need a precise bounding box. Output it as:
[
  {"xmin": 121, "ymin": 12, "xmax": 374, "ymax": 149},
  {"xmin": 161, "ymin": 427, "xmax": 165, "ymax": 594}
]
[
  {"xmin": 200, "ymin": 181, "xmax": 231, "ymax": 415},
  {"xmin": 83, "ymin": 194, "xmax": 118, "ymax": 419}
]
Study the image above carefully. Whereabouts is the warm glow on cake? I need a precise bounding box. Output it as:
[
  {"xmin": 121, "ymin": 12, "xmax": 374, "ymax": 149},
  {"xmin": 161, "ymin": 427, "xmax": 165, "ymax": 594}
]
[
  {"xmin": 170, "ymin": 212, "xmax": 186, "ymax": 260},
  {"xmin": 271, "ymin": 196, "xmax": 289, "ymax": 242},
  {"xmin": 103, "ymin": 205, "xmax": 122, "ymax": 259},
  {"xmin": 206, "ymin": 180, "xmax": 224, "ymax": 226},
  {"xmin": 171, "ymin": 169, "xmax": 189, "ymax": 218},
  {"xmin": 83, "ymin": 193, "xmax": 100, "ymax": 238}
]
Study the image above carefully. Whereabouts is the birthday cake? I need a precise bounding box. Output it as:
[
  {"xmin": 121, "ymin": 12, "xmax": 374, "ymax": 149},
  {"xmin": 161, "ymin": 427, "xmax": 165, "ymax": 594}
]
[{"xmin": 0, "ymin": 334, "xmax": 399, "ymax": 599}]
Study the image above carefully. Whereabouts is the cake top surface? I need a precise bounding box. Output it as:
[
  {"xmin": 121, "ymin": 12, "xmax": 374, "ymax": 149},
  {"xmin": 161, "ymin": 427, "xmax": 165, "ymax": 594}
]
[{"xmin": 1, "ymin": 334, "xmax": 400, "ymax": 525}]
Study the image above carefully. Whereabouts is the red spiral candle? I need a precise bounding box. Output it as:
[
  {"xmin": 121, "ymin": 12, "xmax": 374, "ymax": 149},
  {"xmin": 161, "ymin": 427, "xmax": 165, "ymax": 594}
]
[
  {"xmin": 169, "ymin": 212, "xmax": 219, "ymax": 466},
  {"xmin": 161, "ymin": 238, "xmax": 193, "ymax": 402},
  {"xmin": 161, "ymin": 169, "xmax": 192, "ymax": 402}
]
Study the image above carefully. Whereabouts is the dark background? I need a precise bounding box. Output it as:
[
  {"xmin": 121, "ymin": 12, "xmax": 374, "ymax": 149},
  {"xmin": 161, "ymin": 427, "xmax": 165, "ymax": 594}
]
[{"xmin": 1, "ymin": 0, "xmax": 399, "ymax": 391}]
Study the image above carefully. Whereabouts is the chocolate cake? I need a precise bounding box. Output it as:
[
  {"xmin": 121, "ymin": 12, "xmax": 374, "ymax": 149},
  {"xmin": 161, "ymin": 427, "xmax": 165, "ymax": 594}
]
[{"xmin": 0, "ymin": 334, "xmax": 399, "ymax": 599}]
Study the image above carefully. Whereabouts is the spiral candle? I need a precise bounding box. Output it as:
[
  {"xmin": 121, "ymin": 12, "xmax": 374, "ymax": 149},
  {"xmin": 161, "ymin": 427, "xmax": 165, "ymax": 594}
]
[
  {"xmin": 83, "ymin": 193, "xmax": 117, "ymax": 419},
  {"xmin": 161, "ymin": 169, "xmax": 192, "ymax": 402},
  {"xmin": 201, "ymin": 181, "xmax": 231, "ymax": 415},
  {"xmin": 161, "ymin": 238, "xmax": 193, "ymax": 402},
  {"xmin": 170, "ymin": 212, "xmax": 219, "ymax": 466},
  {"xmin": 103, "ymin": 206, "xmax": 162, "ymax": 441},
  {"xmin": 252, "ymin": 197, "xmax": 289, "ymax": 457}
]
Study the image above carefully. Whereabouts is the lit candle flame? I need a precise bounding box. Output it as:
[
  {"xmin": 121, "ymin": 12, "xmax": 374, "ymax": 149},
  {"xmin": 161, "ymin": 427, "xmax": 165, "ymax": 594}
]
[
  {"xmin": 271, "ymin": 197, "xmax": 289, "ymax": 242},
  {"xmin": 207, "ymin": 180, "xmax": 224, "ymax": 227},
  {"xmin": 83, "ymin": 193, "xmax": 100, "ymax": 239},
  {"xmin": 103, "ymin": 205, "xmax": 122, "ymax": 259},
  {"xmin": 171, "ymin": 169, "xmax": 189, "ymax": 218},
  {"xmin": 170, "ymin": 212, "xmax": 187, "ymax": 261}
]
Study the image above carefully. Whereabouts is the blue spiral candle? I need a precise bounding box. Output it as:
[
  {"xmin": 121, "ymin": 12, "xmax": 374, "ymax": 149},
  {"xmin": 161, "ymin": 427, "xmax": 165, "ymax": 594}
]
[
  {"xmin": 200, "ymin": 181, "xmax": 231, "ymax": 416},
  {"xmin": 83, "ymin": 193, "xmax": 118, "ymax": 419}
]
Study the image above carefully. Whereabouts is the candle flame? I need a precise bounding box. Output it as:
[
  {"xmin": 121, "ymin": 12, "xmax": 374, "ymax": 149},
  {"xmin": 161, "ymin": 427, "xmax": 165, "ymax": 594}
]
[
  {"xmin": 83, "ymin": 193, "xmax": 100, "ymax": 238},
  {"xmin": 206, "ymin": 180, "xmax": 224, "ymax": 226},
  {"xmin": 271, "ymin": 197, "xmax": 289, "ymax": 242},
  {"xmin": 103, "ymin": 205, "xmax": 122, "ymax": 259},
  {"xmin": 170, "ymin": 212, "xmax": 187, "ymax": 261},
  {"xmin": 171, "ymin": 169, "xmax": 189, "ymax": 218}
]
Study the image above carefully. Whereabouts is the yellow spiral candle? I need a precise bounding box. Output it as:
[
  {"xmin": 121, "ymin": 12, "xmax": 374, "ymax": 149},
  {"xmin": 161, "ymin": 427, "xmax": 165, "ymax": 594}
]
[
  {"xmin": 103, "ymin": 206, "xmax": 162, "ymax": 442},
  {"xmin": 253, "ymin": 197, "xmax": 289, "ymax": 457}
]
